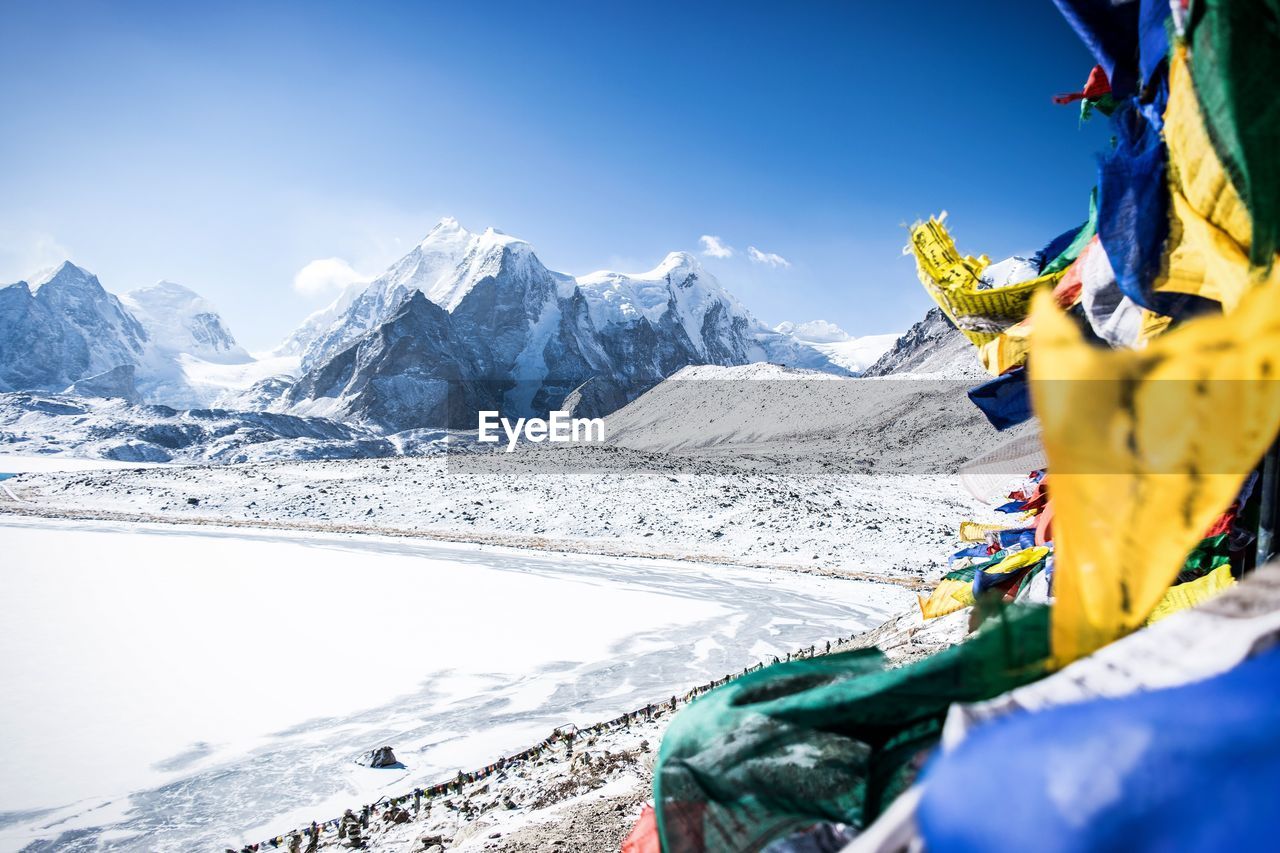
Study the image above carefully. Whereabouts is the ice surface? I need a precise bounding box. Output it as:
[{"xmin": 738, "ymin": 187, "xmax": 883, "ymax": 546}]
[
  {"xmin": 0, "ymin": 454, "xmax": 162, "ymax": 474},
  {"xmin": 0, "ymin": 518, "xmax": 910, "ymax": 851}
]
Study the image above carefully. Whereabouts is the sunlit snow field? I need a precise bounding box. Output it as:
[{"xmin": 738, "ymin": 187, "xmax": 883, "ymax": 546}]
[{"xmin": 0, "ymin": 517, "xmax": 911, "ymax": 851}]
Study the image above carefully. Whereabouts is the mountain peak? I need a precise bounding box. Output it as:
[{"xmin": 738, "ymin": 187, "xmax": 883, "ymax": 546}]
[
  {"xmin": 476, "ymin": 226, "xmax": 531, "ymax": 252},
  {"xmin": 133, "ymin": 280, "xmax": 200, "ymax": 299},
  {"xmin": 30, "ymin": 260, "xmax": 95, "ymax": 291},
  {"xmin": 420, "ymin": 216, "xmax": 470, "ymax": 246},
  {"xmin": 121, "ymin": 279, "xmax": 247, "ymax": 362},
  {"xmin": 659, "ymin": 250, "xmax": 699, "ymax": 270},
  {"xmin": 53, "ymin": 259, "xmax": 87, "ymax": 276},
  {"xmin": 578, "ymin": 251, "xmax": 703, "ymax": 286}
]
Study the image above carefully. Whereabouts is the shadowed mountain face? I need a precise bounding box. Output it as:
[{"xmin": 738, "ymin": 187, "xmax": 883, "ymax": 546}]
[{"xmin": 284, "ymin": 292, "xmax": 501, "ymax": 431}]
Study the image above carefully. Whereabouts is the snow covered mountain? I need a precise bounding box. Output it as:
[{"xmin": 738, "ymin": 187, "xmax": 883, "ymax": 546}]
[
  {"xmin": 861, "ymin": 307, "xmax": 986, "ymax": 379},
  {"xmin": 0, "ymin": 261, "xmax": 149, "ymax": 393},
  {"xmin": 575, "ymin": 252, "xmax": 844, "ymax": 373},
  {"xmin": 282, "ymin": 218, "xmax": 851, "ymax": 430},
  {"xmin": 119, "ymin": 279, "xmax": 289, "ymax": 409},
  {"xmin": 0, "ymin": 262, "xmax": 297, "ymax": 410},
  {"xmin": 773, "ymin": 320, "xmax": 901, "ymax": 374},
  {"xmin": 121, "ymin": 281, "xmax": 248, "ymax": 362},
  {"xmin": 283, "ymin": 217, "xmax": 481, "ymax": 368},
  {"xmin": 0, "ymin": 224, "xmax": 885, "ymax": 437}
]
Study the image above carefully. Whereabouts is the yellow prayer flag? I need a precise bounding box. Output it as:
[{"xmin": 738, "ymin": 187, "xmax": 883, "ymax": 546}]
[
  {"xmin": 1145, "ymin": 565, "xmax": 1236, "ymax": 625},
  {"xmin": 1138, "ymin": 309, "xmax": 1173, "ymax": 343},
  {"xmin": 983, "ymin": 545, "xmax": 1050, "ymax": 576},
  {"xmin": 1030, "ymin": 268, "xmax": 1280, "ymax": 665},
  {"xmin": 1160, "ymin": 47, "xmax": 1257, "ymax": 312},
  {"xmin": 958, "ymin": 520, "xmax": 1008, "ymax": 542},
  {"xmin": 908, "ymin": 217, "xmax": 1063, "ymax": 347},
  {"xmin": 917, "ymin": 578, "xmax": 976, "ymax": 620},
  {"xmin": 978, "ymin": 319, "xmax": 1033, "ymax": 376}
]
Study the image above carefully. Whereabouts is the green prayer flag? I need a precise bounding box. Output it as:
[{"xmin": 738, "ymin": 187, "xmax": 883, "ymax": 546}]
[
  {"xmin": 1177, "ymin": 532, "xmax": 1233, "ymax": 583},
  {"xmin": 1188, "ymin": 0, "xmax": 1280, "ymax": 267},
  {"xmin": 653, "ymin": 605, "xmax": 1051, "ymax": 853}
]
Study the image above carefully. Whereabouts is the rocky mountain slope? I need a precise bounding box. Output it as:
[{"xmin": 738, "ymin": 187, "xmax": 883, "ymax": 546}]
[
  {"xmin": 284, "ymin": 292, "xmax": 500, "ymax": 430},
  {"xmin": 861, "ymin": 307, "xmax": 986, "ymax": 379},
  {"xmin": 0, "ymin": 392, "xmax": 392, "ymax": 463},
  {"xmin": 600, "ymin": 357, "xmax": 1004, "ymax": 474}
]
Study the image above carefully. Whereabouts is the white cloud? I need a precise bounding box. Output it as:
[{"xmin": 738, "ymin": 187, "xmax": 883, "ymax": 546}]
[
  {"xmin": 699, "ymin": 235, "xmax": 735, "ymax": 259},
  {"xmin": 0, "ymin": 229, "xmax": 73, "ymax": 283},
  {"xmin": 292, "ymin": 257, "xmax": 369, "ymax": 297},
  {"xmin": 784, "ymin": 320, "xmax": 849, "ymax": 343},
  {"xmin": 747, "ymin": 246, "xmax": 790, "ymax": 268}
]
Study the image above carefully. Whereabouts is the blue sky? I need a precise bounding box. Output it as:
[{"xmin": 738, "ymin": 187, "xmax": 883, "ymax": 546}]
[{"xmin": 0, "ymin": 1, "xmax": 1108, "ymax": 350}]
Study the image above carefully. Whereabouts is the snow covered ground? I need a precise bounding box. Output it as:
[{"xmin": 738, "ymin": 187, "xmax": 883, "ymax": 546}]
[
  {"xmin": 0, "ymin": 517, "xmax": 912, "ymax": 852},
  {"xmin": 1, "ymin": 450, "xmax": 992, "ymax": 583},
  {"xmin": 0, "ymin": 359, "xmax": 1010, "ymax": 585}
]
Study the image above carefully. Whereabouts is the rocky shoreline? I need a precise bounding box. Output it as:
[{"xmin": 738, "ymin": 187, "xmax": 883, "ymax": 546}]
[{"xmin": 240, "ymin": 608, "xmax": 969, "ymax": 853}]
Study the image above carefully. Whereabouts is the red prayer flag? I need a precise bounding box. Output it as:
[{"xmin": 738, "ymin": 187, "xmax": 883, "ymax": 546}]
[{"xmin": 1053, "ymin": 64, "xmax": 1111, "ymax": 104}]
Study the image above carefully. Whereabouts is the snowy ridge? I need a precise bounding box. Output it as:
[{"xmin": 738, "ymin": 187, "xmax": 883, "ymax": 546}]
[
  {"xmin": 808, "ymin": 334, "xmax": 904, "ymax": 373},
  {"xmin": 429, "ymin": 226, "xmax": 550, "ymax": 311},
  {"xmin": 276, "ymin": 281, "xmax": 364, "ymax": 359},
  {"xmin": 576, "ymin": 250, "xmax": 751, "ymax": 354},
  {"xmin": 120, "ymin": 280, "xmax": 292, "ymax": 409},
  {"xmin": 0, "ymin": 391, "xmax": 390, "ymax": 463},
  {"xmin": 290, "ymin": 218, "xmax": 477, "ymax": 369}
]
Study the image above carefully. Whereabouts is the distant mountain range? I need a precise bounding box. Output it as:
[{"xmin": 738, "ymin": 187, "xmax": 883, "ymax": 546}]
[
  {"xmin": 0, "ymin": 220, "xmax": 903, "ymax": 446},
  {"xmin": 272, "ymin": 218, "xmax": 867, "ymax": 429},
  {"xmin": 0, "ymin": 261, "xmax": 288, "ymax": 409}
]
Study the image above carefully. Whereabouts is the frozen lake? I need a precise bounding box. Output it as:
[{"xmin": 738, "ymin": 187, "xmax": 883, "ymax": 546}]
[{"xmin": 0, "ymin": 517, "xmax": 912, "ymax": 851}]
